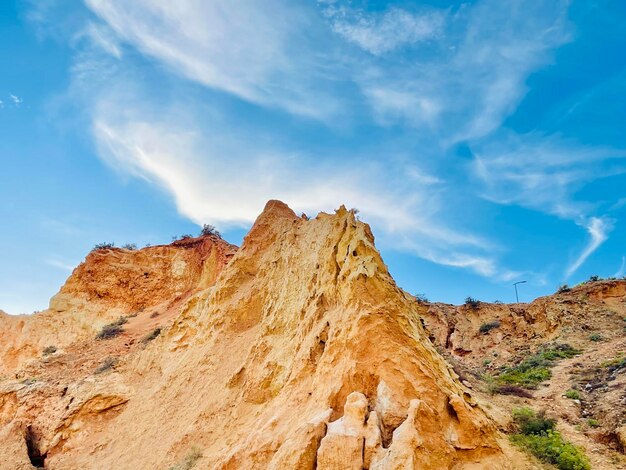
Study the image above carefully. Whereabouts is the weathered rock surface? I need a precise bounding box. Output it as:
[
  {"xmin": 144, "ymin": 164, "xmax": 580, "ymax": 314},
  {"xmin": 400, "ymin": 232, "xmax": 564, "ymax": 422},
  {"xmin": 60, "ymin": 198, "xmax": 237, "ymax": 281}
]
[
  {"xmin": 0, "ymin": 201, "xmax": 527, "ymax": 468},
  {"xmin": 0, "ymin": 235, "xmax": 236, "ymax": 374}
]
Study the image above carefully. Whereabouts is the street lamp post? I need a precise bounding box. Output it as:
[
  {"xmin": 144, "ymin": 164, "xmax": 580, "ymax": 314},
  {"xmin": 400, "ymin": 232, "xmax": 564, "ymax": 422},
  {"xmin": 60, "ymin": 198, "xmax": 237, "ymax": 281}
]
[{"xmin": 513, "ymin": 281, "xmax": 527, "ymax": 303}]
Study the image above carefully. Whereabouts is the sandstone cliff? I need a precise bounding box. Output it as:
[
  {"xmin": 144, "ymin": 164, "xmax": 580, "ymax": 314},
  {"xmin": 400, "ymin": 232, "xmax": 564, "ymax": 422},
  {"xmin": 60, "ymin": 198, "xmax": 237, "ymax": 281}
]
[
  {"xmin": 0, "ymin": 201, "xmax": 522, "ymax": 469},
  {"xmin": 0, "ymin": 235, "xmax": 236, "ymax": 374}
]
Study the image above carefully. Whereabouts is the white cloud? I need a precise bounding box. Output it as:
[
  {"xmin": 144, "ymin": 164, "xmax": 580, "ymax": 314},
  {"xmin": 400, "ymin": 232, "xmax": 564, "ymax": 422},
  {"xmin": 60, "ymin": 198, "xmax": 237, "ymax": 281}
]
[
  {"xmin": 10, "ymin": 94, "xmax": 23, "ymax": 106},
  {"xmin": 90, "ymin": 97, "xmax": 512, "ymax": 279},
  {"xmin": 355, "ymin": 0, "xmax": 572, "ymax": 140},
  {"xmin": 472, "ymin": 134, "xmax": 626, "ymax": 220},
  {"xmin": 321, "ymin": 4, "xmax": 446, "ymax": 55},
  {"xmin": 83, "ymin": 0, "xmax": 341, "ymax": 119},
  {"xmin": 565, "ymin": 217, "xmax": 613, "ymax": 278}
]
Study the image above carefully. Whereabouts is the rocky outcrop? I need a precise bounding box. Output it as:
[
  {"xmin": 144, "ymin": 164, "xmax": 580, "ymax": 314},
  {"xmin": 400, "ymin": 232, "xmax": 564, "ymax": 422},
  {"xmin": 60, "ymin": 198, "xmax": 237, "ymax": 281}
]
[
  {"xmin": 0, "ymin": 235, "xmax": 236, "ymax": 374},
  {"xmin": 420, "ymin": 280, "xmax": 626, "ymax": 367},
  {"xmin": 1, "ymin": 201, "xmax": 521, "ymax": 469}
]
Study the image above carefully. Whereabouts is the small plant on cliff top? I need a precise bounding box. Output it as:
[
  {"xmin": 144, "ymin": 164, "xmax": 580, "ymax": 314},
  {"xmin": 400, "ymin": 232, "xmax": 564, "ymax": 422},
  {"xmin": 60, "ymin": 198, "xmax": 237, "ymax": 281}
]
[
  {"xmin": 557, "ymin": 284, "xmax": 571, "ymax": 294},
  {"xmin": 464, "ymin": 296, "xmax": 480, "ymax": 309},
  {"xmin": 199, "ymin": 224, "xmax": 221, "ymax": 238},
  {"xmin": 121, "ymin": 243, "xmax": 137, "ymax": 250},
  {"xmin": 92, "ymin": 242, "xmax": 115, "ymax": 251},
  {"xmin": 587, "ymin": 275, "xmax": 600, "ymax": 283},
  {"xmin": 414, "ymin": 293, "xmax": 429, "ymax": 303}
]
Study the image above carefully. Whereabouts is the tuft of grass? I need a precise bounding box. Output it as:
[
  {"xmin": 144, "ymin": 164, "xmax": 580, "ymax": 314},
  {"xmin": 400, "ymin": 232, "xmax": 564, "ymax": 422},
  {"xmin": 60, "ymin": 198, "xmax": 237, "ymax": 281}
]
[
  {"xmin": 95, "ymin": 357, "xmax": 118, "ymax": 374},
  {"xmin": 564, "ymin": 389, "xmax": 580, "ymax": 400},
  {"xmin": 168, "ymin": 447, "xmax": 202, "ymax": 470},
  {"xmin": 96, "ymin": 317, "xmax": 128, "ymax": 340},
  {"xmin": 588, "ymin": 333, "xmax": 602, "ymax": 342},
  {"xmin": 510, "ymin": 408, "xmax": 589, "ymax": 470},
  {"xmin": 414, "ymin": 293, "xmax": 429, "ymax": 303},
  {"xmin": 42, "ymin": 345, "xmax": 57, "ymax": 356},
  {"xmin": 479, "ymin": 321, "xmax": 500, "ymax": 334},
  {"xmin": 93, "ymin": 242, "xmax": 115, "ymax": 251},
  {"xmin": 497, "ymin": 385, "xmax": 534, "ymax": 398},
  {"xmin": 122, "ymin": 243, "xmax": 137, "ymax": 250},
  {"xmin": 141, "ymin": 327, "xmax": 161, "ymax": 344},
  {"xmin": 510, "ymin": 431, "xmax": 590, "ymax": 470},
  {"xmin": 586, "ymin": 418, "xmax": 600, "ymax": 428},
  {"xmin": 464, "ymin": 296, "xmax": 480, "ymax": 309},
  {"xmin": 495, "ymin": 344, "xmax": 581, "ymax": 388}
]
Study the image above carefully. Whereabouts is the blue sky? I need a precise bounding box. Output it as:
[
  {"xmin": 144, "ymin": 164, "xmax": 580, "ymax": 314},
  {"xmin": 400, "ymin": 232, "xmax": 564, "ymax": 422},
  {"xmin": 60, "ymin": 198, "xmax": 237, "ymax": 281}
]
[{"xmin": 1, "ymin": 0, "xmax": 625, "ymax": 313}]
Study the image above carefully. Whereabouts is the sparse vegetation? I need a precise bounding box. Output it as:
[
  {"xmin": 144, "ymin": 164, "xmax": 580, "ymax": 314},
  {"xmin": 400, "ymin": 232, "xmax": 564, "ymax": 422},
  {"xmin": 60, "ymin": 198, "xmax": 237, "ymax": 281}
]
[
  {"xmin": 564, "ymin": 389, "xmax": 580, "ymax": 400},
  {"xmin": 200, "ymin": 224, "xmax": 221, "ymax": 238},
  {"xmin": 93, "ymin": 242, "xmax": 115, "ymax": 251},
  {"xmin": 497, "ymin": 385, "xmax": 534, "ymax": 398},
  {"xmin": 586, "ymin": 418, "xmax": 600, "ymax": 428},
  {"xmin": 95, "ymin": 357, "xmax": 118, "ymax": 374},
  {"xmin": 122, "ymin": 243, "xmax": 137, "ymax": 250},
  {"xmin": 42, "ymin": 345, "xmax": 57, "ymax": 356},
  {"xmin": 172, "ymin": 234, "xmax": 193, "ymax": 242},
  {"xmin": 479, "ymin": 320, "xmax": 500, "ymax": 334},
  {"xmin": 587, "ymin": 275, "xmax": 600, "ymax": 283},
  {"xmin": 96, "ymin": 317, "xmax": 128, "ymax": 340},
  {"xmin": 464, "ymin": 296, "xmax": 480, "ymax": 309},
  {"xmin": 601, "ymin": 354, "xmax": 626, "ymax": 370},
  {"xmin": 510, "ymin": 408, "xmax": 589, "ymax": 470},
  {"xmin": 588, "ymin": 333, "xmax": 602, "ymax": 342},
  {"xmin": 414, "ymin": 293, "xmax": 429, "ymax": 303},
  {"xmin": 168, "ymin": 447, "xmax": 202, "ymax": 470},
  {"xmin": 495, "ymin": 344, "xmax": 581, "ymax": 388},
  {"xmin": 142, "ymin": 327, "xmax": 161, "ymax": 344},
  {"xmin": 557, "ymin": 284, "xmax": 571, "ymax": 294}
]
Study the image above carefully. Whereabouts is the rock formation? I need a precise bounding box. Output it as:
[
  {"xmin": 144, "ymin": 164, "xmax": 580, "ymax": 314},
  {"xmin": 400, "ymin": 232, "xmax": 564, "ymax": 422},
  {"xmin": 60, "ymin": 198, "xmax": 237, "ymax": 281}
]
[{"xmin": 0, "ymin": 201, "xmax": 547, "ymax": 468}]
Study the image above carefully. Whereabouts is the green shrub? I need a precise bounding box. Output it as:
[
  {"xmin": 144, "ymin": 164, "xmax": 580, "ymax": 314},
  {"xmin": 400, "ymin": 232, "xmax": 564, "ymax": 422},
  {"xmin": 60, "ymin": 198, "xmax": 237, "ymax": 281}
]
[
  {"xmin": 588, "ymin": 333, "xmax": 602, "ymax": 342},
  {"xmin": 510, "ymin": 431, "xmax": 590, "ymax": 470},
  {"xmin": 479, "ymin": 321, "xmax": 500, "ymax": 334},
  {"xmin": 587, "ymin": 275, "xmax": 600, "ymax": 283},
  {"xmin": 586, "ymin": 419, "xmax": 600, "ymax": 428},
  {"xmin": 142, "ymin": 327, "xmax": 161, "ymax": 344},
  {"xmin": 564, "ymin": 389, "xmax": 580, "ymax": 400},
  {"xmin": 200, "ymin": 224, "xmax": 221, "ymax": 238},
  {"xmin": 557, "ymin": 284, "xmax": 571, "ymax": 294},
  {"xmin": 42, "ymin": 345, "xmax": 57, "ymax": 356},
  {"xmin": 168, "ymin": 447, "xmax": 202, "ymax": 470},
  {"xmin": 512, "ymin": 407, "xmax": 556, "ymax": 435},
  {"xmin": 414, "ymin": 293, "xmax": 429, "ymax": 303},
  {"xmin": 122, "ymin": 243, "xmax": 137, "ymax": 250},
  {"xmin": 464, "ymin": 296, "xmax": 480, "ymax": 309},
  {"xmin": 95, "ymin": 357, "xmax": 118, "ymax": 374},
  {"xmin": 495, "ymin": 345, "xmax": 581, "ymax": 388}
]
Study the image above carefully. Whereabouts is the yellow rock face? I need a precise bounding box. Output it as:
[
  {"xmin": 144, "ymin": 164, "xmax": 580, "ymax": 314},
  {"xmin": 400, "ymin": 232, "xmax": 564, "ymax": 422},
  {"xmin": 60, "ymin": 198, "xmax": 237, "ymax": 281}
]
[{"xmin": 0, "ymin": 201, "xmax": 516, "ymax": 469}]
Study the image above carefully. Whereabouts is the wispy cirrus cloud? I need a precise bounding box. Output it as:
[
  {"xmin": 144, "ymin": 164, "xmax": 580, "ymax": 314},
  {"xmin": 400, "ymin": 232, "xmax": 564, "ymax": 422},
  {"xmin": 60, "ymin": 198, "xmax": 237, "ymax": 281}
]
[
  {"xmin": 320, "ymin": 2, "xmax": 446, "ymax": 55},
  {"xmin": 27, "ymin": 0, "xmax": 624, "ymax": 285},
  {"xmin": 565, "ymin": 217, "xmax": 613, "ymax": 278}
]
